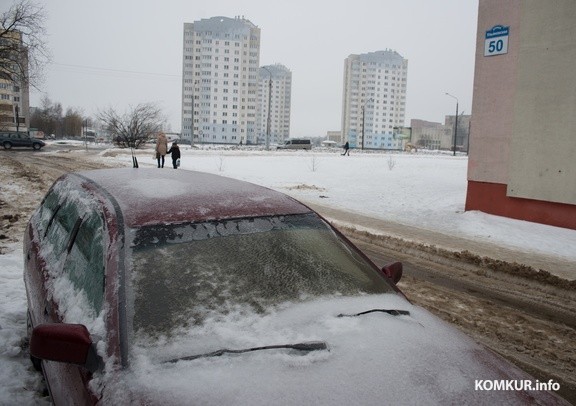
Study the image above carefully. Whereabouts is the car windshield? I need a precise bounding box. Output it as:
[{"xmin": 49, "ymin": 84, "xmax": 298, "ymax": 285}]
[{"xmin": 127, "ymin": 213, "xmax": 394, "ymax": 339}]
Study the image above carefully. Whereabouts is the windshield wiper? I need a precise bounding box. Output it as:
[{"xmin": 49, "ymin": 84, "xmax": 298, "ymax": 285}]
[
  {"xmin": 167, "ymin": 341, "xmax": 328, "ymax": 363},
  {"xmin": 337, "ymin": 309, "xmax": 410, "ymax": 318}
]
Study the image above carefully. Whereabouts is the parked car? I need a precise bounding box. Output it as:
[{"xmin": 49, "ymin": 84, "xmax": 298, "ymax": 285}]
[
  {"xmin": 276, "ymin": 138, "xmax": 312, "ymax": 150},
  {"xmin": 0, "ymin": 131, "xmax": 46, "ymax": 150},
  {"xmin": 25, "ymin": 168, "xmax": 567, "ymax": 405}
]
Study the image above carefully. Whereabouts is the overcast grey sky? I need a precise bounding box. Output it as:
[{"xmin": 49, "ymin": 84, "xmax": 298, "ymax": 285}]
[{"xmin": 28, "ymin": 0, "xmax": 478, "ymax": 136}]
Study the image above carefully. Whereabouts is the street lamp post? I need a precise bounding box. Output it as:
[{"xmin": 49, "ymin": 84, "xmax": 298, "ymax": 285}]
[
  {"xmin": 261, "ymin": 66, "xmax": 273, "ymax": 150},
  {"xmin": 361, "ymin": 98, "xmax": 373, "ymax": 150},
  {"xmin": 445, "ymin": 93, "xmax": 458, "ymax": 156}
]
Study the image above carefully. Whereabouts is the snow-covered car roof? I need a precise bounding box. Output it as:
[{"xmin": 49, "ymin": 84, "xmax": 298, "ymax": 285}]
[{"xmin": 71, "ymin": 168, "xmax": 312, "ymax": 227}]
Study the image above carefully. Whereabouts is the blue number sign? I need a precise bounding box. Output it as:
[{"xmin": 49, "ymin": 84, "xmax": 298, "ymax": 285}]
[{"xmin": 484, "ymin": 25, "xmax": 509, "ymax": 57}]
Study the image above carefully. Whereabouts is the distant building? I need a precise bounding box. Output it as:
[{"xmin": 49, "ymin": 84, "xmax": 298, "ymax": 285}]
[
  {"xmin": 409, "ymin": 116, "xmax": 470, "ymax": 151},
  {"xmin": 326, "ymin": 131, "xmax": 341, "ymax": 143},
  {"xmin": 444, "ymin": 115, "xmax": 471, "ymax": 152},
  {"xmin": 341, "ymin": 50, "xmax": 408, "ymax": 150},
  {"xmin": 467, "ymin": 0, "xmax": 576, "ymax": 230},
  {"xmin": 257, "ymin": 64, "xmax": 292, "ymax": 145},
  {"xmin": 0, "ymin": 31, "xmax": 29, "ymax": 133},
  {"xmin": 181, "ymin": 16, "xmax": 261, "ymax": 145},
  {"xmin": 165, "ymin": 132, "xmax": 181, "ymax": 143},
  {"xmin": 410, "ymin": 119, "xmax": 449, "ymax": 150}
]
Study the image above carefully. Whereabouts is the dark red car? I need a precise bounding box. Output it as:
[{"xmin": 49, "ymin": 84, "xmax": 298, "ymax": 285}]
[{"xmin": 24, "ymin": 168, "xmax": 567, "ymax": 405}]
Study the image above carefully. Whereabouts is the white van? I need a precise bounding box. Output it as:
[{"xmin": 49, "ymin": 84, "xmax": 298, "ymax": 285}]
[{"xmin": 276, "ymin": 139, "xmax": 312, "ymax": 150}]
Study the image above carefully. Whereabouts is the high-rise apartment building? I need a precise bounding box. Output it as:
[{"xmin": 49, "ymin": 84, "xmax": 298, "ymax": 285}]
[
  {"xmin": 341, "ymin": 50, "xmax": 408, "ymax": 150},
  {"xmin": 181, "ymin": 16, "xmax": 261, "ymax": 144},
  {"xmin": 0, "ymin": 31, "xmax": 29, "ymax": 132},
  {"xmin": 257, "ymin": 64, "xmax": 292, "ymax": 145}
]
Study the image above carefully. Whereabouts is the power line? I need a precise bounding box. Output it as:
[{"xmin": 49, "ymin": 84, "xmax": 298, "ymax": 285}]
[{"xmin": 50, "ymin": 62, "xmax": 180, "ymax": 78}]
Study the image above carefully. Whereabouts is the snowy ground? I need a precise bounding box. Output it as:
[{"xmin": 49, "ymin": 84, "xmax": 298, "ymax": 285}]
[{"xmin": 1, "ymin": 142, "xmax": 575, "ymax": 404}]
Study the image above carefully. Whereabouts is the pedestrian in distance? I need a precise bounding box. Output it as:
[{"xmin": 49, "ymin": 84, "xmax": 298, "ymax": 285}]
[
  {"xmin": 167, "ymin": 141, "xmax": 181, "ymax": 169},
  {"xmin": 342, "ymin": 141, "xmax": 350, "ymax": 156},
  {"xmin": 156, "ymin": 132, "xmax": 168, "ymax": 168}
]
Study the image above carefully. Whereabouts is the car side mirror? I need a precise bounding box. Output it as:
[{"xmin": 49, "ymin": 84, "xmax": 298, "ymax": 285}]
[
  {"xmin": 30, "ymin": 323, "xmax": 101, "ymax": 372},
  {"xmin": 382, "ymin": 261, "xmax": 403, "ymax": 284}
]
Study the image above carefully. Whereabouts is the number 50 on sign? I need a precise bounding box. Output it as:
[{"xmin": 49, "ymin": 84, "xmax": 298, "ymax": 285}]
[{"xmin": 484, "ymin": 25, "xmax": 509, "ymax": 57}]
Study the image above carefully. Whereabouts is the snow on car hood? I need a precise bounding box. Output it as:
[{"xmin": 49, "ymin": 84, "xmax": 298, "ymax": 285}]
[{"xmin": 101, "ymin": 294, "xmax": 557, "ymax": 405}]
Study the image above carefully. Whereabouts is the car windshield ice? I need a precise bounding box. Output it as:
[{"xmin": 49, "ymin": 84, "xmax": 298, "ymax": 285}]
[{"xmin": 127, "ymin": 213, "xmax": 394, "ymax": 339}]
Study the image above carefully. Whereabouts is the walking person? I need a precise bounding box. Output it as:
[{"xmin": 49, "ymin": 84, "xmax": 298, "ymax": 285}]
[
  {"xmin": 156, "ymin": 132, "xmax": 168, "ymax": 168},
  {"xmin": 167, "ymin": 140, "xmax": 181, "ymax": 169},
  {"xmin": 342, "ymin": 141, "xmax": 350, "ymax": 156}
]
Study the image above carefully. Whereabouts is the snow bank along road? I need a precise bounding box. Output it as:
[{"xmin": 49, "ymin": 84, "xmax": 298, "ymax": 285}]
[{"xmin": 1, "ymin": 148, "xmax": 574, "ymax": 404}]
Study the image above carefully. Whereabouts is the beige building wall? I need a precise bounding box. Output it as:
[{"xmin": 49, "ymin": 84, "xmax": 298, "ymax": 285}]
[
  {"xmin": 468, "ymin": 0, "xmax": 521, "ymax": 184},
  {"xmin": 467, "ymin": 0, "xmax": 576, "ymax": 229},
  {"xmin": 507, "ymin": 1, "xmax": 576, "ymax": 205}
]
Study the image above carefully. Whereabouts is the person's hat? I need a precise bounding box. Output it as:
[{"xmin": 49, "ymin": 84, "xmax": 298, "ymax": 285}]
[{"xmin": 173, "ymin": 140, "xmax": 178, "ymax": 144}]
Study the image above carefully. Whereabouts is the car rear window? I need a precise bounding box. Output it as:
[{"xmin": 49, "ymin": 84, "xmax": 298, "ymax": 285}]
[{"xmin": 128, "ymin": 214, "xmax": 394, "ymax": 338}]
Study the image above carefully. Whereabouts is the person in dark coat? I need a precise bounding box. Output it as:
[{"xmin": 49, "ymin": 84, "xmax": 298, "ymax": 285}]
[
  {"xmin": 342, "ymin": 141, "xmax": 350, "ymax": 156},
  {"xmin": 167, "ymin": 141, "xmax": 181, "ymax": 169}
]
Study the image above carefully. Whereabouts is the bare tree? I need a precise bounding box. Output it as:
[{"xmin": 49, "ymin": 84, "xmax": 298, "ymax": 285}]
[
  {"xmin": 29, "ymin": 96, "xmax": 62, "ymax": 137},
  {"xmin": 309, "ymin": 155, "xmax": 319, "ymax": 172},
  {"xmin": 98, "ymin": 103, "xmax": 164, "ymax": 149},
  {"xmin": 0, "ymin": 0, "xmax": 49, "ymax": 89},
  {"xmin": 217, "ymin": 153, "xmax": 225, "ymax": 172},
  {"xmin": 29, "ymin": 96, "xmax": 94, "ymax": 138},
  {"xmin": 62, "ymin": 107, "xmax": 83, "ymax": 137},
  {"xmin": 386, "ymin": 154, "xmax": 397, "ymax": 171}
]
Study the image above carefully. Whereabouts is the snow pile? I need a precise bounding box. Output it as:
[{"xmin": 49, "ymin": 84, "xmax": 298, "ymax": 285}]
[{"xmin": 0, "ymin": 246, "xmax": 49, "ymax": 405}]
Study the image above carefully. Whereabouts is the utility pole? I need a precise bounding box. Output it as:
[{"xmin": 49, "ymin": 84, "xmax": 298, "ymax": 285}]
[
  {"xmin": 15, "ymin": 105, "xmax": 19, "ymax": 133},
  {"xmin": 445, "ymin": 93, "xmax": 459, "ymax": 156}
]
